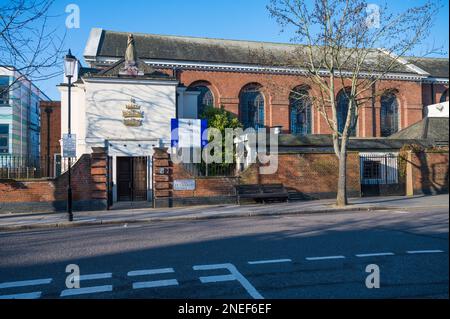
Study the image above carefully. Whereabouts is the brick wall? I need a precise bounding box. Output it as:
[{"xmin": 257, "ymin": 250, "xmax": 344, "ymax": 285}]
[
  {"xmin": 39, "ymin": 101, "xmax": 61, "ymax": 160},
  {"xmin": 240, "ymin": 152, "xmax": 361, "ymax": 199},
  {"xmin": 152, "ymin": 147, "xmax": 361, "ymax": 206},
  {"xmin": 0, "ymin": 148, "xmax": 108, "ymax": 213},
  {"xmin": 152, "ymin": 148, "xmax": 238, "ymax": 207},
  {"xmin": 409, "ymin": 150, "xmax": 449, "ymax": 195},
  {"xmin": 159, "ymin": 67, "xmax": 426, "ymax": 137},
  {"xmin": 422, "ymin": 83, "xmax": 449, "ymax": 106}
]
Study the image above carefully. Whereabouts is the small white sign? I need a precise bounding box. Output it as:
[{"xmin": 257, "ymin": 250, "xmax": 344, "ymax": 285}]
[
  {"xmin": 179, "ymin": 119, "xmax": 201, "ymax": 148},
  {"xmin": 63, "ymin": 133, "xmax": 76, "ymax": 158},
  {"xmin": 173, "ymin": 179, "xmax": 196, "ymax": 191}
]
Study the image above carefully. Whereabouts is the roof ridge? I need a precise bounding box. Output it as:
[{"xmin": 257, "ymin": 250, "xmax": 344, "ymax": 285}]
[
  {"xmin": 103, "ymin": 29, "xmax": 312, "ymax": 48},
  {"xmin": 403, "ymin": 56, "xmax": 449, "ymax": 60}
]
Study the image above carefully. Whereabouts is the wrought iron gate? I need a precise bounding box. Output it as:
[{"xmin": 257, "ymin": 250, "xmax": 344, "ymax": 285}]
[{"xmin": 360, "ymin": 153, "xmax": 405, "ymax": 197}]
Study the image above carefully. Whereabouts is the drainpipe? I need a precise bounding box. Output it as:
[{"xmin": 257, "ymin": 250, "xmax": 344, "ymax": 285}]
[
  {"xmin": 45, "ymin": 107, "xmax": 53, "ymax": 177},
  {"xmin": 431, "ymin": 82, "xmax": 435, "ymax": 104}
]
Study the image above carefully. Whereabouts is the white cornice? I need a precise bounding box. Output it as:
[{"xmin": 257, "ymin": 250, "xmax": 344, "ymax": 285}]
[
  {"xmin": 89, "ymin": 56, "xmax": 427, "ymax": 81},
  {"xmin": 379, "ymin": 49, "xmax": 430, "ymax": 76},
  {"xmin": 82, "ymin": 77, "xmax": 179, "ymax": 86},
  {"xmin": 422, "ymin": 77, "xmax": 449, "ymax": 84}
]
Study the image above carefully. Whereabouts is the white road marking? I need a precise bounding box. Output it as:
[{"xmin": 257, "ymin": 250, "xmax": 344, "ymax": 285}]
[
  {"xmin": 356, "ymin": 252, "xmax": 395, "ymax": 258},
  {"xmin": 60, "ymin": 285, "xmax": 113, "ymax": 297},
  {"xmin": 60, "ymin": 272, "xmax": 113, "ymax": 297},
  {"xmin": 306, "ymin": 255, "xmax": 346, "ymax": 261},
  {"xmin": 0, "ymin": 292, "xmax": 42, "ymax": 299},
  {"xmin": 406, "ymin": 250, "xmax": 444, "ymax": 254},
  {"xmin": 193, "ymin": 263, "xmax": 263, "ymax": 299},
  {"xmin": 128, "ymin": 268, "xmax": 179, "ymax": 290},
  {"xmin": 0, "ymin": 278, "xmax": 52, "ymax": 289},
  {"xmin": 79, "ymin": 273, "xmax": 112, "ymax": 280},
  {"xmin": 133, "ymin": 279, "xmax": 178, "ymax": 289},
  {"xmin": 127, "ymin": 268, "xmax": 174, "ymax": 277},
  {"xmin": 248, "ymin": 259, "xmax": 292, "ymax": 265}
]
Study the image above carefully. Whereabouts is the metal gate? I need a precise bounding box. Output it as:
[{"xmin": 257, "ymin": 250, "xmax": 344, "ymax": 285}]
[
  {"xmin": 116, "ymin": 156, "xmax": 148, "ymax": 202},
  {"xmin": 360, "ymin": 153, "xmax": 405, "ymax": 197}
]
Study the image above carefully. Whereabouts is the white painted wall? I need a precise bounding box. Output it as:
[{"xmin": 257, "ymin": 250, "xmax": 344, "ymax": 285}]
[
  {"xmin": 59, "ymin": 77, "xmax": 180, "ymax": 203},
  {"xmin": 59, "ymin": 78, "xmax": 178, "ymax": 157},
  {"xmin": 83, "ymin": 79, "xmax": 177, "ymax": 151},
  {"xmin": 426, "ymin": 102, "xmax": 449, "ymax": 118}
]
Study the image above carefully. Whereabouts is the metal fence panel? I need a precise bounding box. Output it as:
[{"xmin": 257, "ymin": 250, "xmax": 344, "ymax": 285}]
[{"xmin": 0, "ymin": 155, "xmax": 76, "ymax": 179}]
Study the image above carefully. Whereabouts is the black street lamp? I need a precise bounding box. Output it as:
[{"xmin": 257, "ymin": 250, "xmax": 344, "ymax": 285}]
[{"xmin": 64, "ymin": 49, "xmax": 77, "ymax": 222}]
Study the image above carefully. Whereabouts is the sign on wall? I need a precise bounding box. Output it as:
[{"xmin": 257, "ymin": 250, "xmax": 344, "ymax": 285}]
[
  {"xmin": 173, "ymin": 179, "xmax": 196, "ymax": 191},
  {"xmin": 171, "ymin": 118, "xmax": 208, "ymax": 148},
  {"xmin": 62, "ymin": 133, "xmax": 76, "ymax": 158}
]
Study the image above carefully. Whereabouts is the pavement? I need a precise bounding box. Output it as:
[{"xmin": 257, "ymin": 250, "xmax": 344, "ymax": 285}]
[
  {"xmin": 0, "ymin": 194, "xmax": 448, "ymax": 231},
  {"xmin": 0, "ymin": 205, "xmax": 448, "ymax": 299}
]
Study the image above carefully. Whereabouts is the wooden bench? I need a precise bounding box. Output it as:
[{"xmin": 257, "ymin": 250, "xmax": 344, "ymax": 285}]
[{"xmin": 236, "ymin": 184, "xmax": 289, "ymax": 204}]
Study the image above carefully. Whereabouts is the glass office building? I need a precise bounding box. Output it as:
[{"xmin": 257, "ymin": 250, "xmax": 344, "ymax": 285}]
[{"xmin": 0, "ymin": 67, "xmax": 50, "ymax": 161}]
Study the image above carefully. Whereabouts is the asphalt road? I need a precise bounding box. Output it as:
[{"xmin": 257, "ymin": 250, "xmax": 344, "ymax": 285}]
[{"xmin": 0, "ymin": 206, "xmax": 448, "ymax": 299}]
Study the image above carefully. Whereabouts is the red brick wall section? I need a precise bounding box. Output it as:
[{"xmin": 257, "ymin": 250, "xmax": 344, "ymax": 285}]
[
  {"xmin": 159, "ymin": 67, "xmax": 426, "ymax": 137},
  {"xmin": 39, "ymin": 101, "xmax": 61, "ymax": 176},
  {"xmin": 422, "ymin": 83, "xmax": 449, "ymax": 106},
  {"xmin": 172, "ymin": 164, "xmax": 237, "ymax": 198},
  {"xmin": 410, "ymin": 151, "xmax": 449, "ymax": 195},
  {"xmin": 240, "ymin": 152, "xmax": 361, "ymax": 198},
  {"xmin": 152, "ymin": 147, "xmax": 237, "ymax": 201},
  {"xmin": 0, "ymin": 148, "xmax": 108, "ymax": 209},
  {"xmin": 152, "ymin": 147, "xmax": 361, "ymax": 202}
]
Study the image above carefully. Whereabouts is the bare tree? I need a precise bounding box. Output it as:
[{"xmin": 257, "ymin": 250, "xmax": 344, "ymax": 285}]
[
  {"xmin": 262, "ymin": 0, "xmax": 441, "ymax": 206},
  {"xmin": 0, "ymin": 0, "xmax": 65, "ymax": 93}
]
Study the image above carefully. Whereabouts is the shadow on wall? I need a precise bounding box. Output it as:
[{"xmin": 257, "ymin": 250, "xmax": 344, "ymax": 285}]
[{"xmin": 415, "ymin": 152, "xmax": 449, "ymax": 195}]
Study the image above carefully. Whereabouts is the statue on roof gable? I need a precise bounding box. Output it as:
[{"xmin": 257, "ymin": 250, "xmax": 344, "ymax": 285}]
[{"xmin": 120, "ymin": 34, "xmax": 144, "ymax": 76}]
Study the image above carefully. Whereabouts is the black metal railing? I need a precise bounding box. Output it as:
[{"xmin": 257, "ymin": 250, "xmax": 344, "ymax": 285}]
[
  {"xmin": 0, "ymin": 155, "xmax": 76, "ymax": 179},
  {"xmin": 181, "ymin": 162, "xmax": 237, "ymax": 177}
]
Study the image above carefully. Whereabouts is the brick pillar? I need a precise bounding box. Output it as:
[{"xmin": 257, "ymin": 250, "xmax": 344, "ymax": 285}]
[
  {"xmin": 405, "ymin": 151, "xmax": 414, "ymax": 197},
  {"xmin": 90, "ymin": 147, "xmax": 108, "ymax": 203},
  {"xmin": 153, "ymin": 147, "xmax": 173, "ymax": 207}
]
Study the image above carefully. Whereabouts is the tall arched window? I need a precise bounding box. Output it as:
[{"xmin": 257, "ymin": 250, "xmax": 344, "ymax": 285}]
[
  {"xmin": 239, "ymin": 84, "xmax": 265, "ymax": 129},
  {"xmin": 380, "ymin": 91, "xmax": 399, "ymax": 137},
  {"xmin": 440, "ymin": 89, "xmax": 449, "ymax": 103},
  {"xmin": 336, "ymin": 89, "xmax": 357, "ymax": 136},
  {"xmin": 290, "ymin": 86, "xmax": 311, "ymax": 135},
  {"xmin": 190, "ymin": 85, "xmax": 214, "ymax": 117}
]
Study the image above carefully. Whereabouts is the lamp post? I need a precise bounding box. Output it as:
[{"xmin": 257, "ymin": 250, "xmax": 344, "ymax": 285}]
[{"xmin": 64, "ymin": 49, "xmax": 77, "ymax": 222}]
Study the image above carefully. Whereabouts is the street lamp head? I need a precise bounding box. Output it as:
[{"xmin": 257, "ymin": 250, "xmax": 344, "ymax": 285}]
[{"xmin": 64, "ymin": 49, "xmax": 77, "ymax": 78}]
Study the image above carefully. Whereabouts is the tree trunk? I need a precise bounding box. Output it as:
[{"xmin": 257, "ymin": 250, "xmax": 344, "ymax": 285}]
[{"xmin": 336, "ymin": 150, "xmax": 348, "ymax": 207}]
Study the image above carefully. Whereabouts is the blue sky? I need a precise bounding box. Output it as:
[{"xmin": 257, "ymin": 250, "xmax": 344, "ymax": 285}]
[{"xmin": 12, "ymin": 0, "xmax": 450, "ymax": 99}]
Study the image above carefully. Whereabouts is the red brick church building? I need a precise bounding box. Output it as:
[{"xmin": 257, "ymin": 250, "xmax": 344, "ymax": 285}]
[{"xmin": 82, "ymin": 28, "xmax": 448, "ymax": 138}]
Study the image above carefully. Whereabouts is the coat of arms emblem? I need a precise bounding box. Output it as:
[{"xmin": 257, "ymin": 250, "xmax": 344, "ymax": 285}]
[{"xmin": 123, "ymin": 98, "xmax": 144, "ymax": 127}]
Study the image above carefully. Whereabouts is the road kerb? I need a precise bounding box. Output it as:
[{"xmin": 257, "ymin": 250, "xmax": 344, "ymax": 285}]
[{"xmin": 0, "ymin": 204, "xmax": 413, "ymax": 232}]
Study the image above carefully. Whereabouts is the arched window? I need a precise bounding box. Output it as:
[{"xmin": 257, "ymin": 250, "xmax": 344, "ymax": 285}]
[
  {"xmin": 440, "ymin": 89, "xmax": 449, "ymax": 103},
  {"xmin": 290, "ymin": 87, "xmax": 311, "ymax": 135},
  {"xmin": 190, "ymin": 85, "xmax": 214, "ymax": 117},
  {"xmin": 336, "ymin": 89, "xmax": 357, "ymax": 136},
  {"xmin": 380, "ymin": 91, "xmax": 399, "ymax": 137},
  {"xmin": 239, "ymin": 84, "xmax": 265, "ymax": 129}
]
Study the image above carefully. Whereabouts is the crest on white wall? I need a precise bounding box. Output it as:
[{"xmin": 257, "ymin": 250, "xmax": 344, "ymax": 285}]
[{"xmin": 122, "ymin": 98, "xmax": 144, "ymax": 126}]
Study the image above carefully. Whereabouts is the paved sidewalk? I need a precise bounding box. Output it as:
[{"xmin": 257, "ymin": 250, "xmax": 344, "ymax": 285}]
[{"xmin": 0, "ymin": 194, "xmax": 448, "ymax": 231}]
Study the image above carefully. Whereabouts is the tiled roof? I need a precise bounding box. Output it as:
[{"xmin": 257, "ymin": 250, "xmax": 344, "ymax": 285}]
[
  {"xmin": 402, "ymin": 57, "xmax": 449, "ymax": 78},
  {"xmin": 89, "ymin": 29, "xmax": 421, "ymax": 75},
  {"xmin": 389, "ymin": 117, "xmax": 449, "ymax": 144},
  {"xmin": 276, "ymin": 134, "xmax": 438, "ymax": 150}
]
